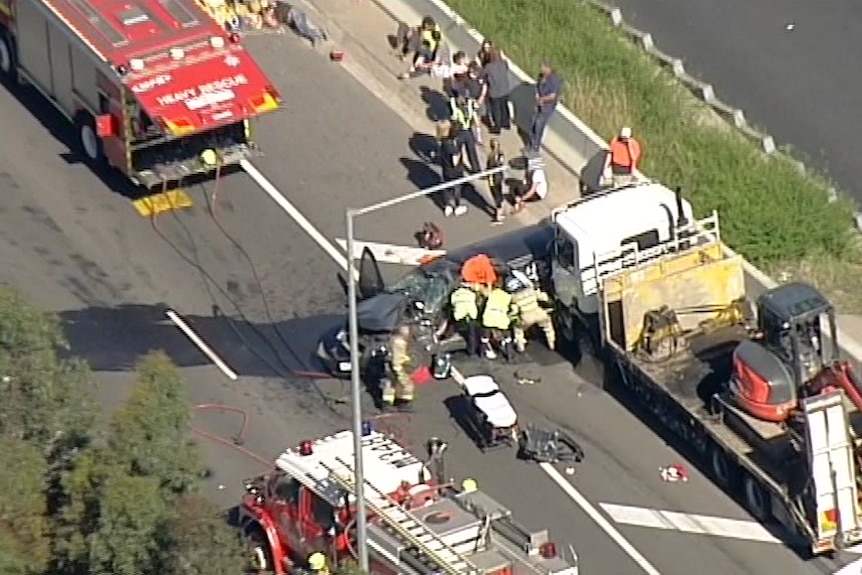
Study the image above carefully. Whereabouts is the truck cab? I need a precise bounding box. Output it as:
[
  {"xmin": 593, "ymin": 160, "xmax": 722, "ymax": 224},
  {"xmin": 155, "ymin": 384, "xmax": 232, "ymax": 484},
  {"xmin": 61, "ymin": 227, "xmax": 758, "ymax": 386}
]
[{"xmin": 549, "ymin": 181, "xmax": 696, "ymax": 317}]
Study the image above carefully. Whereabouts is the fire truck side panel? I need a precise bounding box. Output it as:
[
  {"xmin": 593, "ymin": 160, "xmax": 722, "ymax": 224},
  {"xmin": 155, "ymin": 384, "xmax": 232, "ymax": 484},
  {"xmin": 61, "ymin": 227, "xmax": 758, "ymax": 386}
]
[
  {"xmin": 15, "ymin": 0, "xmax": 109, "ymax": 118},
  {"xmin": 46, "ymin": 24, "xmax": 73, "ymax": 112},
  {"xmin": 15, "ymin": 0, "xmax": 53, "ymax": 95}
]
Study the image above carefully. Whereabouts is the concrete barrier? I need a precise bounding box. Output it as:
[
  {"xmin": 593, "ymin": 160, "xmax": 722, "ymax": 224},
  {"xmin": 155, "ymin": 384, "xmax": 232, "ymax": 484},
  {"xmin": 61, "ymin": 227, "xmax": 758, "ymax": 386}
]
[{"xmin": 372, "ymin": 0, "xmax": 862, "ymax": 368}]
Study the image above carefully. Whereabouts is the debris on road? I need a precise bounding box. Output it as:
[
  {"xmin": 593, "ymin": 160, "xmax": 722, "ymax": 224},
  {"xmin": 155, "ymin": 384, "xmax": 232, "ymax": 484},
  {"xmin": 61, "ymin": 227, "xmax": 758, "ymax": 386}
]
[{"xmin": 659, "ymin": 463, "xmax": 689, "ymax": 483}]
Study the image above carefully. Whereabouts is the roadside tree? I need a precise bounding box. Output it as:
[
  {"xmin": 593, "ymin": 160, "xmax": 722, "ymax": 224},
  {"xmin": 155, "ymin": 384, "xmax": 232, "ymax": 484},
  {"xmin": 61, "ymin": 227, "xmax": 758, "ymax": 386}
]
[{"xmin": 107, "ymin": 350, "xmax": 206, "ymax": 495}]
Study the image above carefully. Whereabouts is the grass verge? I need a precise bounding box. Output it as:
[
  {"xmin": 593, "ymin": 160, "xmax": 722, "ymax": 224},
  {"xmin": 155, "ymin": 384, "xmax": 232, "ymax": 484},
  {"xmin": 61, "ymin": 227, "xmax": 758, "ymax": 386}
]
[{"xmin": 445, "ymin": 0, "xmax": 862, "ymax": 311}]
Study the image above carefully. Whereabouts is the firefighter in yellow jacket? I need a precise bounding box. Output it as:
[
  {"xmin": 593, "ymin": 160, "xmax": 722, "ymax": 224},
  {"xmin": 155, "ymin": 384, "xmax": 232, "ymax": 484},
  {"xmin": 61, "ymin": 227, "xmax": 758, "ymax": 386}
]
[
  {"xmin": 382, "ymin": 325, "xmax": 415, "ymax": 411},
  {"xmin": 505, "ymin": 269, "xmax": 556, "ymax": 352},
  {"xmin": 481, "ymin": 281, "xmax": 514, "ymax": 360}
]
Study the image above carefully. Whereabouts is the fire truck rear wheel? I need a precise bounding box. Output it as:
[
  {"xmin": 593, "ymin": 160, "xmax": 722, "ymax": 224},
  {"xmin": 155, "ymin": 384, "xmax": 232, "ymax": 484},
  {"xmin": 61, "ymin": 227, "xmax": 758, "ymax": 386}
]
[
  {"xmin": 76, "ymin": 114, "xmax": 103, "ymax": 165},
  {"xmin": 0, "ymin": 31, "xmax": 15, "ymax": 80}
]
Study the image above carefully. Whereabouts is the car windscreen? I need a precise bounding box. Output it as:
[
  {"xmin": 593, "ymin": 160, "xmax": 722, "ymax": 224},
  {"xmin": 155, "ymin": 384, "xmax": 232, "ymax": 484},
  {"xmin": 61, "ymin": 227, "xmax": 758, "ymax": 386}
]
[{"xmin": 388, "ymin": 268, "xmax": 455, "ymax": 318}]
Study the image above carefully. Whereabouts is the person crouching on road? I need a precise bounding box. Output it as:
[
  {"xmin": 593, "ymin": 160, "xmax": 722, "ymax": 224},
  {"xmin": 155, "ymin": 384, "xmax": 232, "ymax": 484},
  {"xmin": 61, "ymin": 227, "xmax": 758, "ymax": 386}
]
[
  {"xmin": 450, "ymin": 282, "xmax": 483, "ymax": 357},
  {"xmin": 506, "ymin": 269, "xmax": 556, "ymax": 353},
  {"xmin": 381, "ymin": 325, "xmax": 415, "ymax": 412},
  {"xmin": 514, "ymin": 157, "xmax": 548, "ymax": 212},
  {"xmin": 437, "ymin": 121, "xmax": 468, "ymax": 217},
  {"xmin": 481, "ymin": 280, "xmax": 515, "ymax": 361},
  {"xmin": 602, "ymin": 126, "xmax": 642, "ymax": 188},
  {"xmin": 394, "ymin": 16, "xmax": 441, "ymax": 63}
]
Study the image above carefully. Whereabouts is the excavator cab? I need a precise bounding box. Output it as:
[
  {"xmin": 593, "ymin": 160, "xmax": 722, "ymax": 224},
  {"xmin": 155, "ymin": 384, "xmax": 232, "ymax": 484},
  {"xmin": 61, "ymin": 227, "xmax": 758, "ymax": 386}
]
[{"xmin": 731, "ymin": 282, "xmax": 839, "ymax": 422}]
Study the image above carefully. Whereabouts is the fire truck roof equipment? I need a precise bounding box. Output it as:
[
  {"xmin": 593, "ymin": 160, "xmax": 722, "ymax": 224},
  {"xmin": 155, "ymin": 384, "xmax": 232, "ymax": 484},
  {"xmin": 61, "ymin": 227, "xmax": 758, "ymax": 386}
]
[
  {"xmin": 41, "ymin": 0, "xmax": 279, "ymax": 134},
  {"xmin": 276, "ymin": 430, "xmax": 430, "ymax": 506}
]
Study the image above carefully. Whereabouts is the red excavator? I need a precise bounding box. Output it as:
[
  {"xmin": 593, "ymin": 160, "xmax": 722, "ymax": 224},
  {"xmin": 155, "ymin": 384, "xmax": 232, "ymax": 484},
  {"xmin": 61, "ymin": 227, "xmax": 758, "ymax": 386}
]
[{"xmin": 731, "ymin": 282, "xmax": 862, "ymax": 423}]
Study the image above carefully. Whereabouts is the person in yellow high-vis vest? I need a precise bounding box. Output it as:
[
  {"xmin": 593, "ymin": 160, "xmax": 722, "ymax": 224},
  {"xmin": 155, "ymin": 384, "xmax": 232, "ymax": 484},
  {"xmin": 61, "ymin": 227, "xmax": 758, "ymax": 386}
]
[
  {"xmin": 450, "ymin": 282, "xmax": 482, "ymax": 356},
  {"xmin": 451, "ymin": 95, "xmax": 481, "ymax": 173},
  {"xmin": 394, "ymin": 16, "xmax": 441, "ymax": 63},
  {"xmin": 505, "ymin": 269, "xmax": 555, "ymax": 353},
  {"xmin": 481, "ymin": 284, "xmax": 514, "ymax": 360}
]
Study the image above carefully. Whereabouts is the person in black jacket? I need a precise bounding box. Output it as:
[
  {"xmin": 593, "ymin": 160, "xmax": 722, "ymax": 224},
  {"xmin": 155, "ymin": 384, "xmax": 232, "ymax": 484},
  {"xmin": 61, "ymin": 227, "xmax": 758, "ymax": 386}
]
[{"xmin": 437, "ymin": 122, "xmax": 468, "ymax": 217}]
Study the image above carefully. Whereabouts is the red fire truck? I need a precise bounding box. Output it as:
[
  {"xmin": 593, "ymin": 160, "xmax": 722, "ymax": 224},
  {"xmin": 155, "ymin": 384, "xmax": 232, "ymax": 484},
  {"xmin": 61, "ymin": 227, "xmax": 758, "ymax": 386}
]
[
  {"xmin": 0, "ymin": 0, "xmax": 280, "ymax": 188},
  {"xmin": 240, "ymin": 427, "xmax": 580, "ymax": 575}
]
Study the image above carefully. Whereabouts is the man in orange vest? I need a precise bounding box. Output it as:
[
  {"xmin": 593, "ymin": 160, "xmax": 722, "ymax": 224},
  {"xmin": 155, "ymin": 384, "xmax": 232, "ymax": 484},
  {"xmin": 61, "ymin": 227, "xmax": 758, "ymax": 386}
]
[{"xmin": 602, "ymin": 126, "xmax": 642, "ymax": 188}]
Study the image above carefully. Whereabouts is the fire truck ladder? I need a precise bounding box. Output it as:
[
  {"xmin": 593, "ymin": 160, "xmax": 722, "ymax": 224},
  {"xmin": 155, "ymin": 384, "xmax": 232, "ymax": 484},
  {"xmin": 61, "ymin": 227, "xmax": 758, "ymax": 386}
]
[{"xmin": 321, "ymin": 456, "xmax": 481, "ymax": 575}]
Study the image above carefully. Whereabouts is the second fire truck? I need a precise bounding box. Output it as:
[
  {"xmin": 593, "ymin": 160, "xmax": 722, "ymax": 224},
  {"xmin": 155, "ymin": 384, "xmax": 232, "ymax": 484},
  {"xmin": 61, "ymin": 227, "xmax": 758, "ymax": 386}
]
[{"xmin": 240, "ymin": 426, "xmax": 580, "ymax": 575}]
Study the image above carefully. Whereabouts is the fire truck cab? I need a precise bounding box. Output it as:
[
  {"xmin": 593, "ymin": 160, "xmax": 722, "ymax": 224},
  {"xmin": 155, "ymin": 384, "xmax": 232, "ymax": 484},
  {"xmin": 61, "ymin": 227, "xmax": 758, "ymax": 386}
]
[
  {"xmin": 240, "ymin": 427, "xmax": 580, "ymax": 575},
  {"xmin": 0, "ymin": 0, "xmax": 280, "ymax": 188}
]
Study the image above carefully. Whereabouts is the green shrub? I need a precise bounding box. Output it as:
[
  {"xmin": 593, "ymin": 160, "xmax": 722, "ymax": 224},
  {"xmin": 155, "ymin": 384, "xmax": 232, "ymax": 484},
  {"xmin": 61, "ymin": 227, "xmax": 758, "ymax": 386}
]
[{"xmin": 446, "ymin": 0, "xmax": 856, "ymax": 266}]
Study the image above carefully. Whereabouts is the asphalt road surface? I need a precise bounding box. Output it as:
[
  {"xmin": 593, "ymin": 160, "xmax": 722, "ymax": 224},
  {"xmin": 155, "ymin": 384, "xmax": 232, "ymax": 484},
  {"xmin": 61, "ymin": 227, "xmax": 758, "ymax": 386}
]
[
  {"xmin": 608, "ymin": 0, "xmax": 862, "ymax": 202},
  {"xmin": 0, "ymin": 10, "xmax": 850, "ymax": 575}
]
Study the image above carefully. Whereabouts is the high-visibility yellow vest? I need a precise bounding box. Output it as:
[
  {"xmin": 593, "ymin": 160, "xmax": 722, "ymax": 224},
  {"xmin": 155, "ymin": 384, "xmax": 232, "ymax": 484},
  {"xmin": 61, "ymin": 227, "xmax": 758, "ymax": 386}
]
[
  {"xmin": 451, "ymin": 104, "xmax": 476, "ymax": 130},
  {"xmin": 420, "ymin": 25, "xmax": 441, "ymax": 53},
  {"xmin": 451, "ymin": 287, "xmax": 479, "ymax": 321},
  {"xmin": 482, "ymin": 289, "xmax": 513, "ymax": 330}
]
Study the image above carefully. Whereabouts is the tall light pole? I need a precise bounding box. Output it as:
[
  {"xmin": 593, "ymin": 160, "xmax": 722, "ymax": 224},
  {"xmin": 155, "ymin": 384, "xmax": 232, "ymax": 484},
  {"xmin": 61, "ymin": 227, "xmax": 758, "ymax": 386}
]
[{"xmin": 345, "ymin": 165, "xmax": 508, "ymax": 573}]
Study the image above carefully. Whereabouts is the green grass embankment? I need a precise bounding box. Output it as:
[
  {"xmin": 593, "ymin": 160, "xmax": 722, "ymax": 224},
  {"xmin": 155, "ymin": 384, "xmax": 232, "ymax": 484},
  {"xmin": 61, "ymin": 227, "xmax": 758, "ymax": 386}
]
[{"xmin": 445, "ymin": 0, "xmax": 862, "ymax": 308}]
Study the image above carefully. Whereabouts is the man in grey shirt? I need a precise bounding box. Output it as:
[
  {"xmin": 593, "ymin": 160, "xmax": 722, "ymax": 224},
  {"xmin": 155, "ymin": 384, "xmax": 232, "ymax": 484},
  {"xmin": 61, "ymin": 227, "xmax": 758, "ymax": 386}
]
[
  {"xmin": 528, "ymin": 62, "xmax": 561, "ymax": 153},
  {"xmin": 480, "ymin": 48, "xmax": 511, "ymax": 133}
]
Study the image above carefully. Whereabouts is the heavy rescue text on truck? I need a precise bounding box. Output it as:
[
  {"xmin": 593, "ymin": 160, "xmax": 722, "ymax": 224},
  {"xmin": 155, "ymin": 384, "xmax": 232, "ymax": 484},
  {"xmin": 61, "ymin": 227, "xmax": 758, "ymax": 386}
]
[
  {"xmin": 0, "ymin": 0, "xmax": 280, "ymax": 188},
  {"xmin": 239, "ymin": 426, "xmax": 580, "ymax": 575}
]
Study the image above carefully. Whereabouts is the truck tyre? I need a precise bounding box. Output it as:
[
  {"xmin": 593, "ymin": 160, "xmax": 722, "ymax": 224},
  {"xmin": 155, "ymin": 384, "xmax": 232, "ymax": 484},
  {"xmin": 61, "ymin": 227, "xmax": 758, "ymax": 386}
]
[
  {"xmin": 76, "ymin": 114, "xmax": 104, "ymax": 166},
  {"xmin": 710, "ymin": 446, "xmax": 734, "ymax": 489},
  {"xmin": 0, "ymin": 31, "xmax": 16, "ymax": 82},
  {"xmin": 743, "ymin": 474, "xmax": 771, "ymax": 522}
]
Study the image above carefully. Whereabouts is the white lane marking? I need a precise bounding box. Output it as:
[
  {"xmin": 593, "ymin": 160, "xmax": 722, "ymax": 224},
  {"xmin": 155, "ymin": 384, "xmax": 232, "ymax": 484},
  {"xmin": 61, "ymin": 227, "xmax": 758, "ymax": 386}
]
[
  {"xmin": 244, "ymin": 161, "xmax": 663, "ymax": 574},
  {"xmin": 539, "ymin": 465, "xmax": 662, "ymax": 575},
  {"xmin": 601, "ymin": 503, "xmax": 781, "ymax": 544},
  {"xmin": 834, "ymin": 556, "xmax": 862, "ymax": 574},
  {"xmin": 241, "ymin": 159, "xmax": 350, "ymax": 272},
  {"xmin": 335, "ymin": 238, "xmax": 446, "ymax": 266},
  {"xmin": 166, "ymin": 309, "xmax": 238, "ymax": 380}
]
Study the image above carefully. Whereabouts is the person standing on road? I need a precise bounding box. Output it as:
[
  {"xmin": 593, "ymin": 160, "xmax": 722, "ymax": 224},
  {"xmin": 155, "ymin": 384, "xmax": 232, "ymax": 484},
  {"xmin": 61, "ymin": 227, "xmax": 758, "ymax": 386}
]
[
  {"xmin": 450, "ymin": 281, "xmax": 482, "ymax": 356},
  {"xmin": 527, "ymin": 62, "xmax": 562, "ymax": 154},
  {"xmin": 602, "ymin": 126, "xmax": 642, "ymax": 187},
  {"xmin": 475, "ymin": 38, "xmax": 494, "ymax": 67},
  {"xmin": 451, "ymin": 95, "xmax": 482, "ymax": 173},
  {"xmin": 452, "ymin": 63, "xmax": 487, "ymax": 146},
  {"xmin": 438, "ymin": 121, "xmax": 468, "ymax": 217},
  {"xmin": 481, "ymin": 48, "xmax": 512, "ymax": 134},
  {"xmin": 384, "ymin": 325, "xmax": 415, "ymax": 412},
  {"xmin": 481, "ymin": 281, "xmax": 515, "ymax": 361},
  {"xmin": 486, "ymin": 139, "xmax": 508, "ymax": 224}
]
